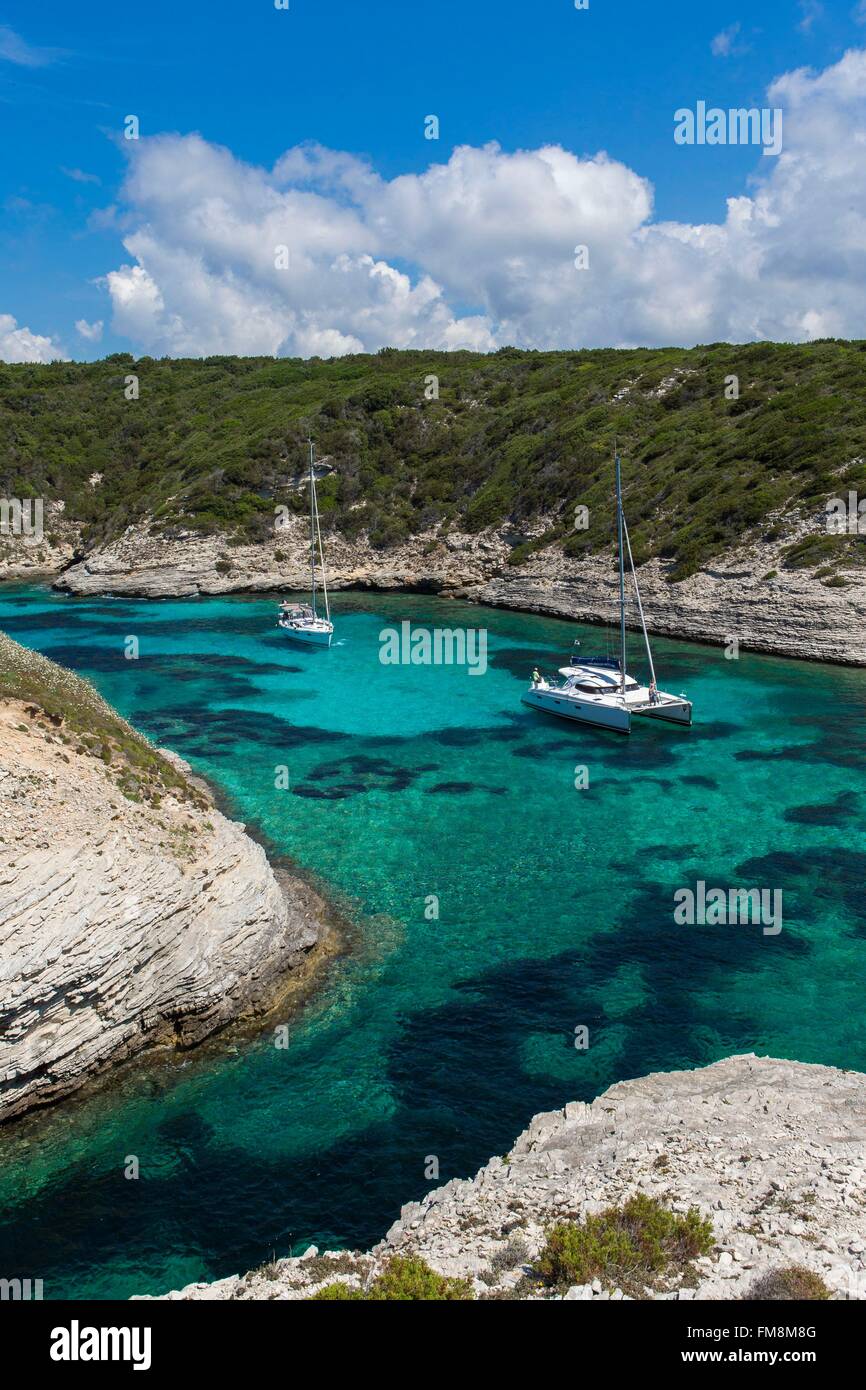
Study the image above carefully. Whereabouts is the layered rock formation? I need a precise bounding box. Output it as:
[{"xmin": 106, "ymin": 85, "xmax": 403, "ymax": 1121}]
[
  {"xmin": 0, "ymin": 635, "xmax": 328, "ymax": 1121},
  {"xmin": 0, "ymin": 501, "xmax": 79, "ymax": 583},
  {"xmin": 149, "ymin": 1054, "xmax": 866, "ymax": 1301},
  {"xmin": 50, "ymin": 509, "xmax": 866, "ymax": 665}
]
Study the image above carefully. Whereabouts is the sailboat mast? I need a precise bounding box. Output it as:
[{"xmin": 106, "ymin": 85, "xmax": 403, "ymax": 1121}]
[
  {"xmin": 314, "ymin": 484, "xmax": 331, "ymax": 623},
  {"xmin": 622, "ymin": 511, "xmax": 657, "ymax": 688},
  {"xmin": 309, "ymin": 438, "xmax": 317, "ymax": 613},
  {"xmin": 615, "ymin": 447, "xmax": 627, "ymax": 695}
]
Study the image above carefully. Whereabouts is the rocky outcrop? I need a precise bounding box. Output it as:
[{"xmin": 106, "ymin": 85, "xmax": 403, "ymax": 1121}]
[
  {"xmin": 0, "ymin": 639, "xmax": 329, "ymax": 1122},
  {"xmin": 467, "ymin": 545, "xmax": 866, "ymax": 667},
  {"xmin": 0, "ymin": 501, "xmax": 80, "ymax": 583},
  {"xmin": 147, "ymin": 1055, "xmax": 866, "ymax": 1301},
  {"xmin": 52, "ymin": 510, "xmax": 866, "ymax": 665}
]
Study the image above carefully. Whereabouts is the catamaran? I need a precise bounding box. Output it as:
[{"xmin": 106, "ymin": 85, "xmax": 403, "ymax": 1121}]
[
  {"xmin": 522, "ymin": 449, "xmax": 692, "ymax": 734},
  {"xmin": 277, "ymin": 440, "xmax": 334, "ymax": 648}
]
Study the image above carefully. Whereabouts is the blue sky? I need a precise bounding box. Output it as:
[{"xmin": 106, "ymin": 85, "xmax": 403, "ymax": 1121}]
[{"xmin": 1, "ymin": 0, "xmax": 865, "ymax": 360}]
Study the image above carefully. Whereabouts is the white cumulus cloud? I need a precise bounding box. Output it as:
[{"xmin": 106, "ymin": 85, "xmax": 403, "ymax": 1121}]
[
  {"xmin": 99, "ymin": 48, "xmax": 866, "ymax": 357},
  {"xmin": 75, "ymin": 318, "xmax": 103, "ymax": 342},
  {"xmin": 0, "ymin": 314, "xmax": 66, "ymax": 363}
]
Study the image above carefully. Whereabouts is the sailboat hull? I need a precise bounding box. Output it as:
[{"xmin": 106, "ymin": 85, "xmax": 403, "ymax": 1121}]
[
  {"xmin": 521, "ymin": 687, "xmax": 631, "ymax": 733},
  {"xmin": 519, "ymin": 448, "xmax": 694, "ymax": 734},
  {"xmin": 277, "ymin": 440, "xmax": 334, "ymax": 649},
  {"xmin": 278, "ymin": 621, "xmax": 333, "ymax": 647}
]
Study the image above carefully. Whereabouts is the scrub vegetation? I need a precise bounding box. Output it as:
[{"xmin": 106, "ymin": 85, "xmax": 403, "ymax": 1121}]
[
  {"xmin": 311, "ymin": 1255, "xmax": 474, "ymax": 1300},
  {"xmin": 746, "ymin": 1265, "xmax": 831, "ymax": 1301},
  {"xmin": 2, "ymin": 340, "xmax": 865, "ymax": 581},
  {"xmin": 535, "ymin": 1194, "xmax": 715, "ymax": 1294},
  {"xmin": 0, "ymin": 631, "xmax": 202, "ymax": 807}
]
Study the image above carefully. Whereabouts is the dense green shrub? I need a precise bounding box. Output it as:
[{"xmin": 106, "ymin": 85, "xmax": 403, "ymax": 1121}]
[
  {"xmin": 746, "ymin": 1266, "xmax": 831, "ymax": 1301},
  {"xmin": 312, "ymin": 1281, "xmax": 364, "ymax": 1300},
  {"xmin": 312, "ymin": 1255, "xmax": 474, "ymax": 1301},
  {"xmin": 536, "ymin": 1194, "xmax": 714, "ymax": 1292}
]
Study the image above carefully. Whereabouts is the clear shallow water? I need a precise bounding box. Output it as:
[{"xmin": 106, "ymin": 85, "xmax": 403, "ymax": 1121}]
[{"xmin": 0, "ymin": 584, "xmax": 864, "ymax": 1299}]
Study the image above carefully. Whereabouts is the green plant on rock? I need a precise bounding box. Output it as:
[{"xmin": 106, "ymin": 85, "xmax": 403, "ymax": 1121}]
[
  {"xmin": 536, "ymin": 1193, "xmax": 714, "ymax": 1293},
  {"xmin": 311, "ymin": 1255, "xmax": 474, "ymax": 1301},
  {"xmin": 312, "ymin": 1281, "xmax": 364, "ymax": 1300},
  {"xmin": 746, "ymin": 1265, "xmax": 831, "ymax": 1301}
]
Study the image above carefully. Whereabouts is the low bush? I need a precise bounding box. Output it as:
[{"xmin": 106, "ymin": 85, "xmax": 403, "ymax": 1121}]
[
  {"xmin": 535, "ymin": 1194, "xmax": 714, "ymax": 1293},
  {"xmin": 312, "ymin": 1255, "xmax": 474, "ymax": 1301},
  {"xmin": 746, "ymin": 1266, "xmax": 831, "ymax": 1301}
]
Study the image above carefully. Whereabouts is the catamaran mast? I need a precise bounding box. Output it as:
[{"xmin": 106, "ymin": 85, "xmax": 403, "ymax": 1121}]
[
  {"xmin": 622, "ymin": 511, "xmax": 657, "ymax": 689},
  {"xmin": 308, "ymin": 438, "xmax": 317, "ymax": 614},
  {"xmin": 615, "ymin": 446, "xmax": 627, "ymax": 696}
]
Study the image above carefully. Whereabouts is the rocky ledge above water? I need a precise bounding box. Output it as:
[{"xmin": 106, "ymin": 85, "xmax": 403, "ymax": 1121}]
[
  {"xmin": 0, "ymin": 633, "xmax": 329, "ymax": 1122},
  {"xmin": 147, "ymin": 1054, "xmax": 866, "ymax": 1301},
  {"xmin": 46, "ymin": 508, "xmax": 866, "ymax": 666}
]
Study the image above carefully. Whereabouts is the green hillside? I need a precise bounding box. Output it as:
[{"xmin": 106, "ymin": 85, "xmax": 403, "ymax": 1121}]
[{"xmin": 1, "ymin": 341, "xmax": 865, "ymax": 581}]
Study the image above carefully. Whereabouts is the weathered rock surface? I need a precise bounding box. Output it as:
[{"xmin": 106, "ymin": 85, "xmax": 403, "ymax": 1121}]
[
  {"xmin": 147, "ymin": 1054, "xmax": 866, "ymax": 1301},
  {"xmin": 0, "ymin": 501, "xmax": 80, "ymax": 583},
  {"xmin": 0, "ymin": 688, "xmax": 327, "ymax": 1122},
  {"xmin": 50, "ymin": 510, "xmax": 866, "ymax": 665}
]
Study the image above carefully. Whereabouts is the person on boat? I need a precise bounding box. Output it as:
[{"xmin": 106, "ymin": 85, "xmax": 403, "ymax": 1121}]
[
  {"xmin": 531, "ymin": 668, "xmax": 541, "ymax": 686},
  {"xmin": 649, "ymin": 677, "xmax": 659, "ymax": 704}
]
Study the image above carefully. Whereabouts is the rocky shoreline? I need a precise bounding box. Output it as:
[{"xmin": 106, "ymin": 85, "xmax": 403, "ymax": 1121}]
[
  {"xmin": 29, "ymin": 507, "xmax": 866, "ymax": 666},
  {"xmin": 0, "ymin": 634, "xmax": 332, "ymax": 1123},
  {"xmin": 146, "ymin": 1054, "xmax": 866, "ymax": 1302}
]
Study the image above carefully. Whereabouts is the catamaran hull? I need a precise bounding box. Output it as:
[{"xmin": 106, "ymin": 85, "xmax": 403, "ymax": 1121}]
[
  {"xmin": 279, "ymin": 623, "xmax": 333, "ymax": 648},
  {"xmin": 633, "ymin": 698, "xmax": 693, "ymax": 726},
  {"xmin": 521, "ymin": 688, "xmax": 631, "ymax": 733}
]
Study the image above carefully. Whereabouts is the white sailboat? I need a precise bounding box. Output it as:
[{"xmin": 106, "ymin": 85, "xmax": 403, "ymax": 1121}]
[
  {"xmin": 522, "ymin": 449, "xmax": 692, "ymax": 734},
  {"xmin": 277, "ymin": 440, "xmax": 334, "ymax": 648}
]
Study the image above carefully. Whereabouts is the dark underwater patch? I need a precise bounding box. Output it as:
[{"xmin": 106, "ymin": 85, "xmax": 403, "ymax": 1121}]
[
  {"xmin": 784, "ymin": 791, "xmax": 858, "ymax": 826},
  {"xmin": 429, "ymin": 727, "xmax": 484, "ymax": 746},
  {"xmin": 425, "ymin": 780, "xmax": 508, "ymax": 796},
  {"xmin": 736, "ymin": 734, "xmax": 866, "ymax": 771},
  {"xmin": 690, "ymin": 720, "xmax": 740, "ymax": 740},
  {"xmin": 488, "ymin": 646, "xmax": 567, "ymax": 679},
  {"xmin": 0, "ymin": 611, "xmax": 126, "ymax": 638},
  {"xmin": 156, "ymin": 653, "xmax": 303, "ymax": 677},
  {"xmin": 628, "ymin": 875, "xmax": 809, "ymax": 962},
  {"xmin": 681, "ymin": 774, "xmax": 718, "ymax": 789},
  {"xmin": 157, "ymin": 1109, "xmax": 216, "ymax": 1155},
  {"xmin": 297, "ymin": 753, "xmax": 417, "ymax": 798},
  {"xmin": 736, "ymin": 848, "xmax": 866, "ymax": 932},
  {"xmin": 0, "ymin": 593, "xmax": 54, "ymax": 607},
  {"xmin": 46, "ymin": 643, "xmax": 149, "ymax": 674},
  {"xmin": 385, "ymin": 914, "xmax": 773, "ymax": 1160},
  {"xmin": 511, "ymin": 734, "xmax": 601, "ymax": 758},
  {"xmin": 487, "ymin": 723, "xmax": 528, "ymax": 742},
  {"xmin": 293, "ymin": 786, "xmax": 356, "ymax": 800},
  {"xmin": 75, "ymin": 604, "xmax": 143, "ymax": 618},
  {"xmin": 593, "ymin": 738, "xmax": 681, "ymax": 770},
  {"xmin": 144, "ymin": 663, "xmax": 258, "ymax": 700},
  {"xmin": 136, "ymin": 707, "xmax": 349, "ymax": 754}
]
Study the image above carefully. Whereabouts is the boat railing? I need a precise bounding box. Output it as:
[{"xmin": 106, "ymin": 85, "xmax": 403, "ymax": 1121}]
[{"xmin": 567, "ymin": 655, "xmax": 621, "ymax": 670}]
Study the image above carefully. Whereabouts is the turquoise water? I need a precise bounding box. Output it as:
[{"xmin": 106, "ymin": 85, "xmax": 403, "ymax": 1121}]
[{"xmin": 0, "ymin": 584, "xmax": 864, "ymax": 1299}]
